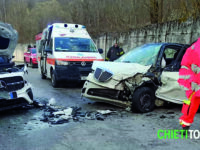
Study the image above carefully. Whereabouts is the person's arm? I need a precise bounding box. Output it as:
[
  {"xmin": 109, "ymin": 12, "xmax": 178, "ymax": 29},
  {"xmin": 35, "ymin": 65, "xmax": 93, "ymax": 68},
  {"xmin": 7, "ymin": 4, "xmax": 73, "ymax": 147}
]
[{"xmin": 178, "ymin": 47, "xmax": 196, "ymax": 98}]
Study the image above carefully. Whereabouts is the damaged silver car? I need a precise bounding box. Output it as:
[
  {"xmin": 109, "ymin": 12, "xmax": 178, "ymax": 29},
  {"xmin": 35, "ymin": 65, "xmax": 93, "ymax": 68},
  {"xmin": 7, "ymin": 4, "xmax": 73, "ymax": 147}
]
[
  {"xmin": 0, "ymin": 22, "xmax": 33, "ymax": 111},
  {"xmin": 82, "ymin": 43, "xmax": 190, "ymax": 113}
]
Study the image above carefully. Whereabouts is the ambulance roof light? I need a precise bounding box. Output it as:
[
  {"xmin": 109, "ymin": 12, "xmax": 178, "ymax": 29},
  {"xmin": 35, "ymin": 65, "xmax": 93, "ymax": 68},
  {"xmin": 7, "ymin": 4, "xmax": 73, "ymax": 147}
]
[
  {"xmin": 82, "ymin": 25, "xmax": 86, "ymax": 29},
  {"xmin": 64, "ymin": 24, "xmax": 68, "ymax": 27},
  {"xmin": 48, "ymin": 25, "xmax": 53, "ymax": 30}
]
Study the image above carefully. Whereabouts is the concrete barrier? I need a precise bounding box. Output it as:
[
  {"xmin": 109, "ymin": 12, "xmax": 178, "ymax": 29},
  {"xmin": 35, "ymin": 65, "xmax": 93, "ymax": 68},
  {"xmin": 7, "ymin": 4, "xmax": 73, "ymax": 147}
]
[{"xmin": 94, "ymin": 19, "xmax": 200, "ymax": 59}]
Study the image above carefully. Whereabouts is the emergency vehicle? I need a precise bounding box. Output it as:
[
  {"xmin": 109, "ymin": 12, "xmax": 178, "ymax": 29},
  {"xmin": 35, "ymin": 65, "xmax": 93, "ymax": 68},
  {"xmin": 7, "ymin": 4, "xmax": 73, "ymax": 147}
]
[{"xmin": 35, "ymin": 23, "xmax": 104, "ymax": 87}]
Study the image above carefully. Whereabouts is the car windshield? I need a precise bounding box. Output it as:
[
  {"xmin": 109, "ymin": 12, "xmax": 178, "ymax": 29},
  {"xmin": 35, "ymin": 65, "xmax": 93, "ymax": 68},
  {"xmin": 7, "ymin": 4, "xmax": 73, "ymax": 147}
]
[
  {"xmin": 55, "ymin": 37, "xmax": 97, "ymax": 52},
  {"xmin": 115, "ymin": 44, "xmax": 162, "ymax": 66},
  {"xmin": 31, "ymin": 49, "xmax": 36, "ymax": 53}
]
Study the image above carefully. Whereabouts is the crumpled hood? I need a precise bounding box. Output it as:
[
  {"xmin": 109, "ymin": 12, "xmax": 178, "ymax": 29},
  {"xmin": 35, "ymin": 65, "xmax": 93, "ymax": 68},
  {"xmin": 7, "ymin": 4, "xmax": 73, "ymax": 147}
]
[
  {"xmin": 92, "ymin": 61, "xmax": 151, "ymax": 81},
  {"xmin": 87, "ymin": 61, "xmax": 151, "ymax": 90},
  {"xmin": 0, "ymin": 22, "xmax": 18, "ymax": 58}
]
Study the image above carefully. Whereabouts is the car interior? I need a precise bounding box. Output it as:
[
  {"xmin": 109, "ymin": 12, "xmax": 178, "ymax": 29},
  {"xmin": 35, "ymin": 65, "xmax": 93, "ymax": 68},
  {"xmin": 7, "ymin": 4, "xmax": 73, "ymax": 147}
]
[{"xmin": 162, "ymin": 45, "xmax": 189, "ymax": 71}]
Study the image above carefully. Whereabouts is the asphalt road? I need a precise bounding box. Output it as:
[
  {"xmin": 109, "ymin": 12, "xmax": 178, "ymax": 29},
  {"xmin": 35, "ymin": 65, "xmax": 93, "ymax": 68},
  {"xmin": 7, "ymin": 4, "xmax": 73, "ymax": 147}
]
[{"xmin": 0, "ymin": 68, "xmax": 200, "ymax": 150}]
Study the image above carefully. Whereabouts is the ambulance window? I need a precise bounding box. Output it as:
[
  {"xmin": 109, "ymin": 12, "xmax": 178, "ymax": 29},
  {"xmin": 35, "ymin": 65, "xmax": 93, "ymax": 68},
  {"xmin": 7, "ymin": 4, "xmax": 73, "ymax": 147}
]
[
  {"xmin": 55, "ymin": 37, "xmax": 97, "ymax": 52},
  {"xmin": 45, "ymin": 39, "xmax": 52, "ymax": 51}
]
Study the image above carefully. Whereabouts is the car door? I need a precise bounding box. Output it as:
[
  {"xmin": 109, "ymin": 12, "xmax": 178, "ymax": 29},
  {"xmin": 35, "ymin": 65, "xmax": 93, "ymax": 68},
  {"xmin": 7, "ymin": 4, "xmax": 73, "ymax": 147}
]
[{"xmin": 155, "ymin": 46, "xmax": 187, "ymax": 104}]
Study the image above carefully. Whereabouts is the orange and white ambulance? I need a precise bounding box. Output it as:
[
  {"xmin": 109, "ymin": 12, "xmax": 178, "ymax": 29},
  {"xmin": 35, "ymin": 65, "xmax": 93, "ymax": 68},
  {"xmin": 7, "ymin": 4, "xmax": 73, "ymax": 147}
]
[{"xmin": 35, "ymin": 23, "xmax": 104, "ymax": 87}]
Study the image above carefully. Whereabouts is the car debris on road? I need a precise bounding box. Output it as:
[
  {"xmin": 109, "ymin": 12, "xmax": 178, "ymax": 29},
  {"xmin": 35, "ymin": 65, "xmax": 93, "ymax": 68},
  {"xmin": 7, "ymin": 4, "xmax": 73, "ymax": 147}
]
[{"xmin": 33, "ymin": 98, "xmax": 117, "ymax": 125}]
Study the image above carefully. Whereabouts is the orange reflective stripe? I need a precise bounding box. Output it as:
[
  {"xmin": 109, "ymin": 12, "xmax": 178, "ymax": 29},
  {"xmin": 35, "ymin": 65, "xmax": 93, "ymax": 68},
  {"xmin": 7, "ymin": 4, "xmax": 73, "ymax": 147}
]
[{"xmin": 47, "ymin": 58, "xmax": 56, "ymax": 65}]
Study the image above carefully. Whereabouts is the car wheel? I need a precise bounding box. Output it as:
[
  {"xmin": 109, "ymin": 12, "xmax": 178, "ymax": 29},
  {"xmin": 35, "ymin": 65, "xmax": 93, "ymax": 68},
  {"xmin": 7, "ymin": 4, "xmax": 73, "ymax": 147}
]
[
  {"xmin": 131, "ymin": 87, "xmax": 155, "ymax": 113},
  {"xmin": 24, "ymin": 58, "xmax": 28, "ymax": 67},
  {"xmin": 51, "ymin": 70, "xmax": 59, "ymax": 88}
]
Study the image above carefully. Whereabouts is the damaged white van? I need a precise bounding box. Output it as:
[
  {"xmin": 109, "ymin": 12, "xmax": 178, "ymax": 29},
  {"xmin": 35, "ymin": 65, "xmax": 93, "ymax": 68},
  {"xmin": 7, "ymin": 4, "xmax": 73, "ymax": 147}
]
[
  {"xmin": 82, "ymin": 43, "xmax": 190, "ymax": 113},
  {"xmin": 0, "ymin": 22, "xmax": 33, "ymax": 111}
]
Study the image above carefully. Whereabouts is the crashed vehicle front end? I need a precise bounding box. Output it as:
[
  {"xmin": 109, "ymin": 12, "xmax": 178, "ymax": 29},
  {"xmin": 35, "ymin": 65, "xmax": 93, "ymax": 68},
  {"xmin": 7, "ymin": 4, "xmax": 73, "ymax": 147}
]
[
  {"xmin": 0, "ymin": 22, "xmax": 33, "ymax": 111},
  {"xmin": 82, "ymin": 43, "xmax": 188, "ymax": 113},
  {"xmin": 82, "ymin": 61, "xmax": 152, "ymax": 108}
]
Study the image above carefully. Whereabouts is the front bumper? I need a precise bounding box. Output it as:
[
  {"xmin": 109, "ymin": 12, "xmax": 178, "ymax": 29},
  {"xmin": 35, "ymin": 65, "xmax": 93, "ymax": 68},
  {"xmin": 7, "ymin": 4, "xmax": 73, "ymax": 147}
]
[
  {"xmin": 55, "ymin": 65, "xmax": 92, "ymax": 81},
  {"xmin": 0, "ymin": 83, "xmax": 33, "ymax": 110},
  {"xmin": 81, "ymin": 81, "xmax": 131, "ymax": 108}
]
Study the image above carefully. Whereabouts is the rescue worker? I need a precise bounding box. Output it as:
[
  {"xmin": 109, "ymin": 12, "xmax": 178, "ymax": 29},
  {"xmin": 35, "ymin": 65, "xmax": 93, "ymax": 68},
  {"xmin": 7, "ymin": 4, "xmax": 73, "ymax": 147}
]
[
  {"xmin": 178, "ymin": 39, "xmax": 200, "ymax": 130},
  {"xmin": 106, "ymin": 42, "xmax": 124, "ymax": 61}
]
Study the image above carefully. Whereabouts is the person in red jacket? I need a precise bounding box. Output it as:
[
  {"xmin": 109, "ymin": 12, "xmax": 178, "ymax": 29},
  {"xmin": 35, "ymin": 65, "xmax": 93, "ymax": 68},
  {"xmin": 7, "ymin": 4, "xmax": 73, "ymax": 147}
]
[{"xmin": 178, "ymin": 38, "xmax": 200, "ymax": 130}]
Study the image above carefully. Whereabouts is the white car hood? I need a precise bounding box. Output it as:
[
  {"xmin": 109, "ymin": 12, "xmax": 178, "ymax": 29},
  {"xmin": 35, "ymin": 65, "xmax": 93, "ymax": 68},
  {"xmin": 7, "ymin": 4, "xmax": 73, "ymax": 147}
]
[
  {"xmin": 92, "ymin": 61, "xmax": 151, "ymax": 81},
  {"xmin": 0, "ymin": 22, "xmax": 18, "ymax": 58}
]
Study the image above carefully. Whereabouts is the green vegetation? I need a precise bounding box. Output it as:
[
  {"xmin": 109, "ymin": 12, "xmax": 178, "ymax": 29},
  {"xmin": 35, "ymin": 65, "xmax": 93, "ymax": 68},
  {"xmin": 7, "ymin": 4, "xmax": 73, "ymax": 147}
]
[{"xmin": 0, "ymin": 0, "xmax": 200, "ymax": 43}]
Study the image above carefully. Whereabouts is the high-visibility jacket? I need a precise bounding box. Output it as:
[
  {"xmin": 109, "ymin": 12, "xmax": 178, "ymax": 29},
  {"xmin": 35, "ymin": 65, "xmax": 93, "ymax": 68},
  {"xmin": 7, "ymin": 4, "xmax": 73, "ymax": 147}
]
[{"xmin": 178, "ymin": 38, "xmax": 200, "ymax": 98}]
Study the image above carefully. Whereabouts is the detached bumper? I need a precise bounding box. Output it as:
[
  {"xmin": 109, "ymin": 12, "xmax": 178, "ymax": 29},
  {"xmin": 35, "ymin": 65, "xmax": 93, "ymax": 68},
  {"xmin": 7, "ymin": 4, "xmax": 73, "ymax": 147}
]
[{"xmin": 55, "ymin": 65, "xmax": 92, "ymax": 81}]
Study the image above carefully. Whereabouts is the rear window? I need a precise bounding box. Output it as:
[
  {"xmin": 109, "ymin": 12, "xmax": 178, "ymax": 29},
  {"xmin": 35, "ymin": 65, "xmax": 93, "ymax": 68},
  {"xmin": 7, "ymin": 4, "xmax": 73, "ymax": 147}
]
[
  {"xmin": 31, "ymin": 49, "xmax": 36, "ymax": 53},
  {"xmin": 0, "ymin": 36, "xmax": 9, "ymax": 49}
]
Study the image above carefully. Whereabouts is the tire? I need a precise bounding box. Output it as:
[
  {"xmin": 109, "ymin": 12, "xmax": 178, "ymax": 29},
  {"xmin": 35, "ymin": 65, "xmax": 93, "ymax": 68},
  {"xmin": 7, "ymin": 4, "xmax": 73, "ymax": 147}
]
[
  {"xmin": 131, "ymin": 87, "xmax": 155, "ymax": 113},
  {"xmin": 51, "ymin": 70, "xmax": 59, "ymax": 88}
]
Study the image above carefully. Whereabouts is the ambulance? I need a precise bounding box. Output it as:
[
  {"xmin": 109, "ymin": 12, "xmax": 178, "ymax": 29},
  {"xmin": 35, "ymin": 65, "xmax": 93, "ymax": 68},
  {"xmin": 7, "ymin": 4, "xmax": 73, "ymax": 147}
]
[{"xmin": 35, "ymin": 23, "xmax": 104, "ymax": 87}]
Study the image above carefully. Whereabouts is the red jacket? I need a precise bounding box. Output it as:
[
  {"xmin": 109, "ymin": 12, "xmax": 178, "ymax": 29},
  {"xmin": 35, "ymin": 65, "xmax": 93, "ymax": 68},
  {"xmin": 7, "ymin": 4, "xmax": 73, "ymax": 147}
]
[{"xmin": 178, "ymin": 38, "xmax": 200, "ymax": 98}]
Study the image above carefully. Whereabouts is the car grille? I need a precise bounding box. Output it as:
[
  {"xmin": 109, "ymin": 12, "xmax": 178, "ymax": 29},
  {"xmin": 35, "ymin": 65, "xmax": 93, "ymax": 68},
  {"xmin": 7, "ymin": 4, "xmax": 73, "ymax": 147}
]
[
  {"xmin": 87, "ymin": 89, "xmax": 119, "ymax": 99},
  {"xmin": 0, "ymin": 76, "xmax": 24, "ymax": 92},
  {"xmin": 69, "ymin": 61, "xmax": 93, "ymax": 67},
  {"xmin": 70, "ymin": 61, "xmax": 93, "ymax": 76},
  {"xmin": 94, "ymin": 68, "xmax": 113, "ymax": 82}
]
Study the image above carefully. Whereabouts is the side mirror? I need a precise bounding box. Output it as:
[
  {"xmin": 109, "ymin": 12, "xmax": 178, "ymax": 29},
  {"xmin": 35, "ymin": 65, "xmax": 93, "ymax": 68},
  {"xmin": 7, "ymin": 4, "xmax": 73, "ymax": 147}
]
[
  {"xmin": 98, "ymin": 48, "xmax": 103, "ymax": 54},
  {"xmin": 45, "ymin": 49, "xmax": 52, "ymax": 54},
  {"xmin": 12, "ymin": 56, "xmax": 15, "ymax": 58}
]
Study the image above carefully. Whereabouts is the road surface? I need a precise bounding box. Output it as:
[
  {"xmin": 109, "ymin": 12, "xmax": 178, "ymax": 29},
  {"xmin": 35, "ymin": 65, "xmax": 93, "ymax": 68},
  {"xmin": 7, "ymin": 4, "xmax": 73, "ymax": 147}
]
[{"xmin": 0, "ymin": 68, "xmax": 200, "ymax": 150}]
